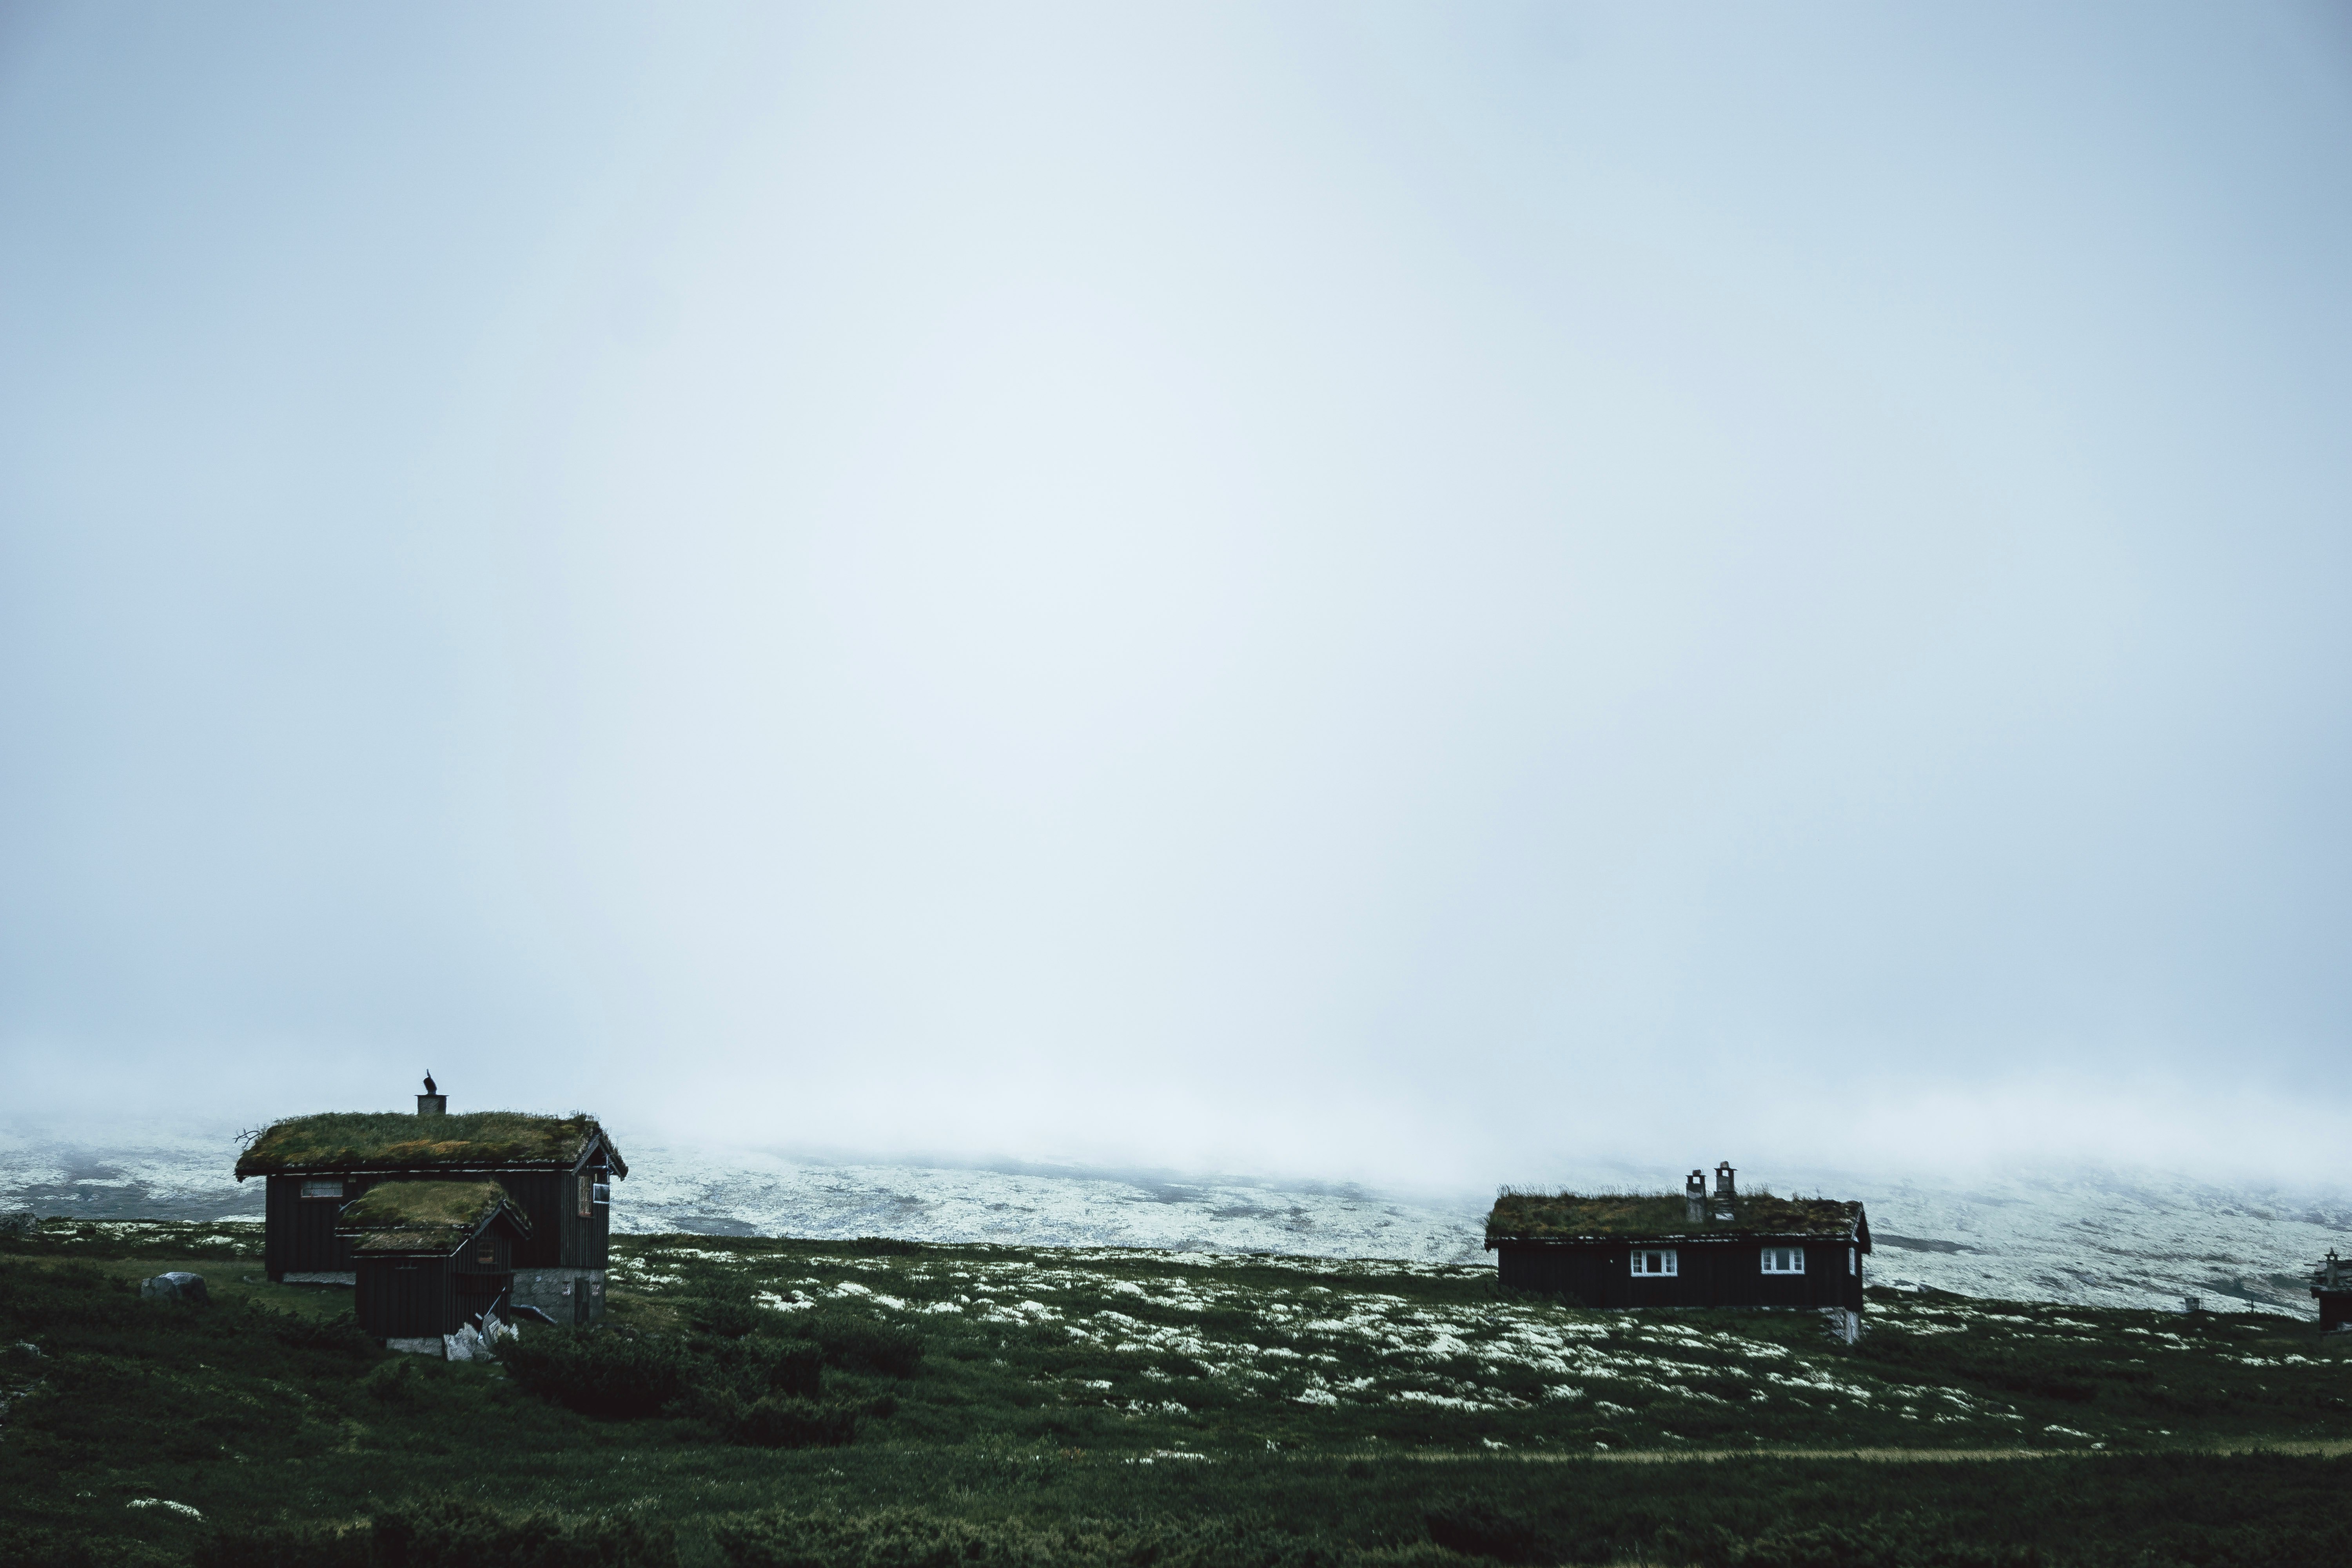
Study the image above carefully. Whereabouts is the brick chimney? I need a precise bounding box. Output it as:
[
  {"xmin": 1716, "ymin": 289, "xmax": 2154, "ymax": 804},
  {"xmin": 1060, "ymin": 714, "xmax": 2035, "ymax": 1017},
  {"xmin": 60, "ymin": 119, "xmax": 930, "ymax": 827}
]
[
  {"xmin": 1685, "ymin": 1169, "xmax": 1707, "ymax": 1223},
  {"xmin": 1713, "ymin": 1161, "xmax": 1737, "ymax": 1219}
]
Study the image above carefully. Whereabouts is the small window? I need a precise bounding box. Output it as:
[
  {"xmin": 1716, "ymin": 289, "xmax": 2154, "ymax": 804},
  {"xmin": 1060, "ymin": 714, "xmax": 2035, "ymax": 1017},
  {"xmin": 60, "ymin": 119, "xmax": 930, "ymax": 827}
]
[
  {"xmin": 1761, "ymin": 1247, "xmax": 1806, "ymax": 1274},
  {"xmin": 1631, "ymin": 1249, "xmax": 1678, "ymax": 1276},
  {"xmin": 299, "ymin": 1179, "xmax": 343, "ymax": 1200},
  {"xmin": 592, "ymin": 1183, "xmax": 611, "ymax": 1206},
  {"xmin": 1848, "ymin": 1247, "xmax": 1857, "ymax": 1276},
  {"xmin": 577, "ymin": 1174, "xmax": 592, "ymax": 1218}
]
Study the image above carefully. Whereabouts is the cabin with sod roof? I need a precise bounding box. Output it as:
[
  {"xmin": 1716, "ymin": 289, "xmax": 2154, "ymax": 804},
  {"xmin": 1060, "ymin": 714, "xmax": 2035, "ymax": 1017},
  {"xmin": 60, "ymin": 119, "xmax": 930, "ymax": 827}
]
[
  {"xmin": 1487, "ymin": 1163, "xmax": 1872, "ymax": 1341},
  {"xmin": 336, "ymin": 1180, "xmax": 531, "ymax": 1345},
  {"xmin": 234, "ymin": 1085, "xmax": 625, "ymax": 1327}
]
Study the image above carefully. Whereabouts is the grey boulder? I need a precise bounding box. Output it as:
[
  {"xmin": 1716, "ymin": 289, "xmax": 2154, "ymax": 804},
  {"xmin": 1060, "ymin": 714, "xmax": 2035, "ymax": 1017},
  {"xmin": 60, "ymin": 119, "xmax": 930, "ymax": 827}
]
[
  {"xmin": 0, "ymin": 1212, "xmax": 37, "ymax": 1238},
  {"xmin": 140, "ymin": 1272, "xmax": 210, "ymax": 1305}
]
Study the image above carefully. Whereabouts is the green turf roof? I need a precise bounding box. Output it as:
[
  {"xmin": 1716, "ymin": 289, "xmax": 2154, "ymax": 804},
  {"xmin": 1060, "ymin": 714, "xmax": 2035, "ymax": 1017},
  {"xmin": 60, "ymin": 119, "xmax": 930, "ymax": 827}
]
[
  {"xmin": 1485, "ymin": 1191, "xmax": 1868, "ymax": 1245},
  {"xmin": 333, "ymin": 1179, "xmax": 528, "ymax": 1255},
  {"xmin": 233, "ymin": 1110, "xmax": 625, "ymax": 1178}
]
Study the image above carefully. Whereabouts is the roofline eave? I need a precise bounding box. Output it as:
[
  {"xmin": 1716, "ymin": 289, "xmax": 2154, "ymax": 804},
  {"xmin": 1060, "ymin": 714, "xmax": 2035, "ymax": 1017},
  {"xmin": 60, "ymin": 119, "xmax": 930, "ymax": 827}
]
[
  {"xmin": 338, "ymin": 1198, "xmax": 532, "ymax": 1256},
  {"xmin": 1487, "ymin": 1230, "xmax": 1866, "ymax": 1248}
]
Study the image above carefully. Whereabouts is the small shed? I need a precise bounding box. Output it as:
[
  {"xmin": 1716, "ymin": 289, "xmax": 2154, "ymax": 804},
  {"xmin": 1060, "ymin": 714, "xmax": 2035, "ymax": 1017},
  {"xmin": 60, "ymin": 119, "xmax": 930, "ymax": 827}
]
[
  {"xmin": 336, "ymin": 1180, "xmax": 532, "ymax": 1341},
  {"xmin": 1486, "ymin": 1163, "xmax": 1871, "ymax": 1336},
  {"xmin": 2316, "ymin": 1250, "xmax": 2350, "ymax": 1332}
]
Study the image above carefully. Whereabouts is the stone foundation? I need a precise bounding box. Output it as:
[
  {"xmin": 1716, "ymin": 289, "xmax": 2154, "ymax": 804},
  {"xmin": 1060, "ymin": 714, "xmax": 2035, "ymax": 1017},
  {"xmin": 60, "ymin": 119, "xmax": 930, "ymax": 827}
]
[
  {"xmin": 511, "ymin": 1267, "xmax": 606, "ymax": 1324},
  {"xmin": 282, "ymin": 1271, "xmax": 356, "ymax": 1286}
]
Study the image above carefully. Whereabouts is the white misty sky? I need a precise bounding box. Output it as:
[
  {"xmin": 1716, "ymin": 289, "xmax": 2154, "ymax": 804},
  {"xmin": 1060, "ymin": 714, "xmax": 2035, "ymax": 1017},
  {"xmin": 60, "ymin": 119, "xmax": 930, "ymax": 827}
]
[{"xmin": 2, "ymin": 4, "xmax": 2348, "ymax": 1190}]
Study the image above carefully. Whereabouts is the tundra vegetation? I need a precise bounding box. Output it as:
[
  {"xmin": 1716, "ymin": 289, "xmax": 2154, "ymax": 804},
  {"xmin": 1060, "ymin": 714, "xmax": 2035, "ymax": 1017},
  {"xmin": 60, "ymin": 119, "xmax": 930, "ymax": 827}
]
[{"xmin": 2, "ymin": 1220, "xmax": 2348, "ymax": 1566}]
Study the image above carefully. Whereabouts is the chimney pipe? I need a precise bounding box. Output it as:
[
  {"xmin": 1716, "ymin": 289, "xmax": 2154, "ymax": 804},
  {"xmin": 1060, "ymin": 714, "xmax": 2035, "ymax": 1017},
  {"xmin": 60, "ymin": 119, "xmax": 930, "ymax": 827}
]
[{"xmin": 1685, "ymin": 1170, "xmax": 1707, "ymax": 1224}]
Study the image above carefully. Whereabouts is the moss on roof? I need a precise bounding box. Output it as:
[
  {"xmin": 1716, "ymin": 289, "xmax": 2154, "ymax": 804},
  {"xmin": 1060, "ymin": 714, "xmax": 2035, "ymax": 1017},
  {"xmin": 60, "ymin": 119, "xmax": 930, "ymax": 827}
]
[
  {"xmin": 234, "ymin": 1111, "xmax": 623, "ymax": 1178},
  {"xmin": 1486, "ymin": 1191, "xmax": 1867, "ymax": 1244},
  {"xmin": 334, "ymin": 1179, "xmax": 526, "ymax": 1255}
]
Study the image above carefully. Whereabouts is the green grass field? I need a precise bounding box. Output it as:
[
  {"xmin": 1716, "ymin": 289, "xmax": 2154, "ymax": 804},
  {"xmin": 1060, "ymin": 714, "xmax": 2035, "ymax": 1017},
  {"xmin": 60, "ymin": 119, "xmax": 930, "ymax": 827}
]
[{"xmin": 3, "ymin": 1221, "xmax": 2348, "ymax": 1566}]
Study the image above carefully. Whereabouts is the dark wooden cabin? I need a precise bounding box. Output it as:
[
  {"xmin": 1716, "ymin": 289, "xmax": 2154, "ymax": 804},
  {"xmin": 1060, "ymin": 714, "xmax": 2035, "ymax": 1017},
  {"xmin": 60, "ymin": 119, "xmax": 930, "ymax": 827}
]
[
  {"xmin": 2316, "ymin": 1250, "xmax": 2350, "ymax": 1332},
  {"xmin": 235, "ymin": 1092, "xmax": 625, "ymax": 1325},
  {"xmin": 1487, "ymin": 1163, "xmax": 1871, "ymax": 1336},
  {"xmin": 338, "ymin": 1181, "xmax": 532, "ymax": 1341}
]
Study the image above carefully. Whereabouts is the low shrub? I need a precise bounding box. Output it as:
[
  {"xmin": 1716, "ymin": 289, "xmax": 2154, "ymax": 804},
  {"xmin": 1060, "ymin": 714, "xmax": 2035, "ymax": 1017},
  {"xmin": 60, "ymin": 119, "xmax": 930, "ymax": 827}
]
[
  {"xmin": 193, "ymin": 1521, "xmax": 369, "ymax": 1568},
  {"xmin": 705, "ymin": 1334, "xmax": 824, "ymax": 1401},
  {"xmin": 372, "ymin": 1498, "xmax": 677, "ymax": 1567},
  {"xmin": 365, "ymin": 1357, "xmax": 422, "ymax": 1406},
  {"xmin": 1425, "ymin": 1502, "xmax": 1542, "ymax": 1563},
  {"xmin": 0, "ymin": 1261, "xmax": 135, "ymax": 1332},
  {"xmin": 499, "ymin": 1328, "xmax": 694, "ymax": 1417},
  {"xmin": 1660, "ymin": 1517, "xmax": 2044, "ymax": 1568},
  {"xmin": 708, "ymin": 1508, "xmax": 1348, "ymax": 1568},
  {"xmin": 705, "ymin": 1391, "xmax": 862, "ymax": 1449},
  {"xmin": 197, "ymin": 1498, "xmax": 677, "ymax": 1568},
  {"xmin": 1855, "ymin": 1328, "xmax": 2102, "ymax": 1404},
  {"xmin": 797, "ymin": 1310, "xmax": 924, "ymax": 1376},
  {"xmin": 0, "ymin": 1522, "xmax": 105, "ymax": 1568},
  {"xmin": 689, "ymin": 1295, "xmax": 774, "ymax": 1339}
]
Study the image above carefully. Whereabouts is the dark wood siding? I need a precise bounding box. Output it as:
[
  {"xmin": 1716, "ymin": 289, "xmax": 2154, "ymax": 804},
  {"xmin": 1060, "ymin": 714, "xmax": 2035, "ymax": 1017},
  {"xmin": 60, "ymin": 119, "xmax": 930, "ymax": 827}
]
[
  {"xmin": 267, "ymin": 1175, "xmax": 359, "ymax": 1276},
  {"xmin": 452, "ymin": 1232, "xmax": 512, "ymax": 1275},
  {"xmin": 264, "ymin": 1160, "xmax": 615, "ymax": 1274},
  {"xmin": 494, "ymin": 1172, "xmax": 564, "ymax": 1267},
  {"xmin": 575, "ymin": 1162, "xmax": 610, "ymax": 1269},
  {"xmin": 355, "ymin": 1259, "xmax": 455, "ymax": 1338},
  {"xmin": 1497, "ymin": 1239, "xmax": 1865, "ymax": 1311}
]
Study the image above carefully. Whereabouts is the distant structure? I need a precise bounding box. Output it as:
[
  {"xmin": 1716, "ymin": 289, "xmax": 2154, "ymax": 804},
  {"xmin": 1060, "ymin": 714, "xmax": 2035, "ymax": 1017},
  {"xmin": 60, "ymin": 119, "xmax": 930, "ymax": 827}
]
[
  {"xmin": 2316, "ymin": 1250, "xmax": 2350, "ymax": 1332},
  {"xmin": 234, "ymin": 1083, "xmax": 625, "ymax": 1342},
  {"xmin": 1485, "ymin": 1162, "xmax": 1872, "ymax": 1341}
]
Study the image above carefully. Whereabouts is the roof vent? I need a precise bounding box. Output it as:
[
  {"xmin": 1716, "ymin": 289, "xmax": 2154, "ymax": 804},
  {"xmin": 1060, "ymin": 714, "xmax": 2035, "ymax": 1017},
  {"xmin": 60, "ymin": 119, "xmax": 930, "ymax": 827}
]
[{"xmin": 418, "ymin": 1071, "xmax": 445, "ymax": 1117}]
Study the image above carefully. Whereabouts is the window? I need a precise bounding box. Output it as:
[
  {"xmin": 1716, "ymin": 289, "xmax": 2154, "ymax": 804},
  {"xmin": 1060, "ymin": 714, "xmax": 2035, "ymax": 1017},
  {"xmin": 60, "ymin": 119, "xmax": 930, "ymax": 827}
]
[
  {"xmin": 1761, "ymin": 1247, "xmax": 1806, "ymax": 1274},
  {"xmin": 592, "ymin": 1183, "xmax": 611, "ymax": 1206},
  {"xmin": 1848, "ymin": 1248, "xmax": 1857, "ymax": 1276},
  {"xmin": 299, "ymin": 1179, "xmax": 343, "ymax": 1200},
  {"xmin": 578, "ymin": 1174, "xmax": 592, "ymax": 1218},
  {"xmin": 1631, "ymin": 1249, "xmax": 1678, "ymax": 1276}
]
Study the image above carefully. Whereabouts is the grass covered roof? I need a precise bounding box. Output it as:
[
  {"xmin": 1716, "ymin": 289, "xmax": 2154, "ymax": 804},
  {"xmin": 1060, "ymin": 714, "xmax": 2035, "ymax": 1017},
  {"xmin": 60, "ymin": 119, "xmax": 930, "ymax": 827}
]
[
  {"xmin": 333, "ymin": 1179, "xmax": 528, "ymax": 1255},
  {"xmin": 234, "ymin": 1111, "xmax": 624, "ymax": 1178},
  {"xmin": 1486, "ymin": 1191, "xmax": 1868, "ymax": 1245}
]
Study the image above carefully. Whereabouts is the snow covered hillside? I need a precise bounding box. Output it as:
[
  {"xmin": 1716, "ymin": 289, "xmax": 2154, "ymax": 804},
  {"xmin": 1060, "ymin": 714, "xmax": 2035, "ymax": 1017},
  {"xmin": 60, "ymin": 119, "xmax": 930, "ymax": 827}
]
[{"xmin": 2, "ymin": 1127, "xmax": 2343, "ymax": 1316}]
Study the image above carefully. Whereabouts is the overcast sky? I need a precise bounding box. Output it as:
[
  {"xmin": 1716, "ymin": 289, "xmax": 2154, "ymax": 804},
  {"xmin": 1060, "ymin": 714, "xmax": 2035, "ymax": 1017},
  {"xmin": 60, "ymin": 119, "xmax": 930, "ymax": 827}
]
[{"xmin": 3, "ymin": 4, "xmax": 2348, "ymax": 1191}]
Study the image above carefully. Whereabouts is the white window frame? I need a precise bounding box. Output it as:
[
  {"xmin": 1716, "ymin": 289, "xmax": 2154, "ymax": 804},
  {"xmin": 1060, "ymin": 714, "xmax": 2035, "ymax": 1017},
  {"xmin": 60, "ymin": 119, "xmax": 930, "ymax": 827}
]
[
  {"xmin": 1849, "ymin": 1247, "xmax": 1857, "ymax": 1275},
  {"xmin": 1630, "ymin": 1248, "xmax": 1678, "ymax": 1277},
  {"xmin": 591, "ymin": 1182, "xmax": 611, "ymax": 1206},
  {"xmin": 1760, "ymin": 1246, "xmax": 1806, "ymax": 1274},
  {"xmin": 299, "ymin": 1178, "xmax": 344, "ymax": 1200}
]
